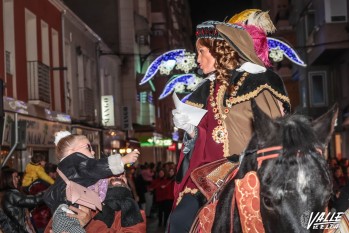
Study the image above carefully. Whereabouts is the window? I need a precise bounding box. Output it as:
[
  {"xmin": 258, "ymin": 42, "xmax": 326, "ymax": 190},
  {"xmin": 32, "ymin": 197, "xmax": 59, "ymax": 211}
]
[
  {"xmin": 309, "ymin": 71, "xmax": 327, "ymax": 107},
  {"xmin": 325, "ymin": 0, "xmax": 347, "ymax": 23},
  {"xmin": 305, "ymin": 10, "xmax": 315, "ymax": 37}
]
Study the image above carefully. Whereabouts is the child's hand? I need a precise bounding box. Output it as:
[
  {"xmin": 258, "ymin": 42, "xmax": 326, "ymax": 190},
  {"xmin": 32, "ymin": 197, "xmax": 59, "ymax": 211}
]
[{"xmin": 121, "ymin": 149, "xmax": 140, "ymax": 165}]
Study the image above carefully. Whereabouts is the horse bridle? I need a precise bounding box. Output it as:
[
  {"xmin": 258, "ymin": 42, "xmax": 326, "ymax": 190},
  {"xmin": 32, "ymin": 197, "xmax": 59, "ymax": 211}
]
[
  {"xmin": 256, "ymin": 146, "xmax": 323, "ymax": 169},
  {"xmin": 256, "ymin": 146, "xmax": 283, "ymax": 169}
]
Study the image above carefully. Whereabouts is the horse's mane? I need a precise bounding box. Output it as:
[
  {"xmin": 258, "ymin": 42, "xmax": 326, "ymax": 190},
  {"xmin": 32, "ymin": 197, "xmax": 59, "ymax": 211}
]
[{"xmin": 278, "ymin": 114, "xmax": 319, "ymax": 156}]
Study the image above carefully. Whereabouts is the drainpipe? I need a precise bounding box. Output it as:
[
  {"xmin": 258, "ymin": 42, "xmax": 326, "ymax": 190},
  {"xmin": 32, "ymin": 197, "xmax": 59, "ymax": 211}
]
[
  {"xmin": 96, "ymin": 42, "xmax": 103, "ymax": 156},
  {"xmin": 60, "ymin": 10, "xmax": 69, "ymax": 114},
  {"xmin": 1, "ymin": 113, "xmax": 18, "ymax": 169}
]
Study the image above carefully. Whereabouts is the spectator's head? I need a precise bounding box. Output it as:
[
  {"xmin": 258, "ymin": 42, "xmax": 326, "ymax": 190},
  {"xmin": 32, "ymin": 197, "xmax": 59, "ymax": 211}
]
[
  {"xmin": 158, "ymin": 169, "xmax": 166, "ymax": 178},
  {"xmin": 45, "ymin": 163, "xmax": 58, "ymax": 179},
  {"xmin": 31, "ymin": 153, "xmax": 46, "ymax": 166},
  {"xmin": 335, "ymin": 167, "xmax": 344, "ymax": 178},
  {"xmin": 0, "ymin": 168, "xmax": 19, "ymax": 190},
  {"xmin": 330, "ymin": 158, "xmax": 338, "ymax": 168},
  {"xmin": 168, "ymin": 168, "xmax": 176, "ymax": 178},
  {"xmin": 54, "ymin": 131, "xmax": 95, "ymax": 160}
]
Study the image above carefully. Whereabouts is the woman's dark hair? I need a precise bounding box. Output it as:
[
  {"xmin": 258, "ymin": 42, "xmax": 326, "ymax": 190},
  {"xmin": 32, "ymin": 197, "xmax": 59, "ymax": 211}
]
[
  {"xmin": 0, "ymin": 168, "xmax": 18, "ymax": 190},
  {"xmin": 31, "ymin": 153, "xmax": 46, "ymax": 164},
  {"xmin": 44, "ymin": 163, "xmax": 57, "ymax": 174}
]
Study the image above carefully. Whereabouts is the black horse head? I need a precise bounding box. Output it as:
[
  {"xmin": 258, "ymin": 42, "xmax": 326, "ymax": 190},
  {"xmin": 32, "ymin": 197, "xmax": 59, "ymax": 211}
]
[{"xmin": 212, "ymin": 101, "xmax": 338, "ymax": 233}]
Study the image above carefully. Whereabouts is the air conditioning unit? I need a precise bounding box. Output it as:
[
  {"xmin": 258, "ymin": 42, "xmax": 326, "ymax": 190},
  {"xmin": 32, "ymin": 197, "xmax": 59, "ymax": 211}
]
[{"xmin": 325, "ymin": 0, "xmax": 347, "ymax": 23}]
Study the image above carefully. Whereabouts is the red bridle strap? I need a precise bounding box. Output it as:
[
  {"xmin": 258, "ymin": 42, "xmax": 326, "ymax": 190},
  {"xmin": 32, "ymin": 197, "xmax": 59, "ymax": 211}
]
[{"xmin": 256, "ymin": 146, "xmax": 283, "ymax": 169}]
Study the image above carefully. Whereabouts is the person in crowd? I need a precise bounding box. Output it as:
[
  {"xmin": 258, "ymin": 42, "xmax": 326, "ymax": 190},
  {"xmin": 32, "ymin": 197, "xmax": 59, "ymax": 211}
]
[
  {"xmin": 0, "ymin": 208, "xmax": 17, "ymax": 233},
  {"xmin": 135, "ymin": 164, "xmax": 148, "ymax": 210},
  {"xmin": 333, "ymin": 181, "xmax": 349, "ymax": 213},
  {"xmin": 333, "ymin": 166, "xmax": 347, "ymax": 194},
  {"xmin": 45, "ymin": 163, "xmax": 58, "ymax": 180},
  {"xmin": 163, "ymin": 167, "xmax": 175, "ymax": 228},
  {"xmin": 169, "ymin": 11, "xmax": 290, "ymax": 232},
  {"xmin": 140, "ymin": 163, "xmax": 154, "ymax": 217},
  {"xmin": 0, "ymin": 167, "xmax": 44, "ymax": 233},
  {"xmin": 28, "ymin": 164, "xmax": 58, "ymax": 232},
  {"xmin": 22, "ymin": 153, "xmax": 55, "ymax": 191},
  {"xmin": 148, "ymin": 168, "xmax": 173, "ymax": 227},
  {"xmin": 125, "ymin": 166, "xmax": 139, "ymax": 202},
  {"xmin": 43, "ymin": 130, "xmax": 139, "ymax": 233},
  {"xmin": 85, "ymin": 173, "xmax": 146, "ymax": 232}
]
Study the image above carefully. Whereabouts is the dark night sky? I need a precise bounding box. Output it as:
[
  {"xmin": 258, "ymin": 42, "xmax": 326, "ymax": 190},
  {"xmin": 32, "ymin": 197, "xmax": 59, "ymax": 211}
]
[
  {"xmin": 188, "ymin": 0, "xmax": 254, "ymax": 27},
  {"xmin": 187, "ymin": 0, "xmax": 255, "ymax": 42}
]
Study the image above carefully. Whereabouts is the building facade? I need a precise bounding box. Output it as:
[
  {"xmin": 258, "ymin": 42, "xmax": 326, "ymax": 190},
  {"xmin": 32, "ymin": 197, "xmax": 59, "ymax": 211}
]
[
  {"xmin": 266, "ymin": 0, "xmax": 349, "ymax": 159},
  {"xmin": 0, "ymin": 0, "xmax": 123, "ymax": 170},
  {"xmin": 63, "ymin": 0, "xmax": 194, "ymax": 164}
]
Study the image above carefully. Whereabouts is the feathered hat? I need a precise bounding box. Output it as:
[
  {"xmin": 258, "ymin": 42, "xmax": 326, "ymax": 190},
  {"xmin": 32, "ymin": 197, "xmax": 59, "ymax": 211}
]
[
  {"xmin": 228, "ymin": 9, "xmax": 276, "ymax": 34},
  {"xmin": 196, "ymin": 21, "xmax": 264, "ymax": 66},
  {"xmin": 195, "ymin": 21, "xmax": 224, "ymax": 40},
  {"xmin": 228, "ymin": 9, "xmax": 276, "ymax": 67}
]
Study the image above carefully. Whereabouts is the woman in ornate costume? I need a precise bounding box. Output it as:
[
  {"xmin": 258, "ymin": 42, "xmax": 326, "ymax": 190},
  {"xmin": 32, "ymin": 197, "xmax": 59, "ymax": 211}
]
[{"xmin": 169, "ymin": 10, "xmax": 291, "ymax": 233}]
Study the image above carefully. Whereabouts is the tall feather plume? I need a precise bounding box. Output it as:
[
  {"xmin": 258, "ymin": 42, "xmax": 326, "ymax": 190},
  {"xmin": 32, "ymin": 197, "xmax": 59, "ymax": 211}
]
[{"xmin": 228, "ymin": 9, "xmax": 276, "ymax": 35}]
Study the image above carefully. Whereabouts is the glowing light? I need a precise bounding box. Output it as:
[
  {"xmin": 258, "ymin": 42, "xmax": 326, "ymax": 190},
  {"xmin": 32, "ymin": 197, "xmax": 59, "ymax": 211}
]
[
  {"xmin": 186, "ymin": 76, "xmax": 203, "ymax": 91},
  {"xmin": 267, "ymin": 37, "xmax": 306, "ymax": 67},
  {"xmin": 159, "ymin": 60, "xmax": 177, "ymax": 75},
  {"xmin": 174, "ymin": 83, "xmax": 186, "ymax": 92},
  {"xmin": 175, "ymin": 52, "xmax": 197, "ymax": 73},
  {"xmin": 269, "ymin": 48, "xmax": 284, "ymax": 62},
  {"xmin": 159, "ymin": 74, "xmax": 200, "ymax": 100},
  {"xmin": 139, "ymin": 49, "xmax": 186, "ymax": 85}
]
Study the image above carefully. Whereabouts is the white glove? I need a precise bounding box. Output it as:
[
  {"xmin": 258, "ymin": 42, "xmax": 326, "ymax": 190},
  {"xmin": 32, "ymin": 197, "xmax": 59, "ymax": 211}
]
[{"xmin": 172, "ymin": 109, "xmax": 195, "ymax": 134}]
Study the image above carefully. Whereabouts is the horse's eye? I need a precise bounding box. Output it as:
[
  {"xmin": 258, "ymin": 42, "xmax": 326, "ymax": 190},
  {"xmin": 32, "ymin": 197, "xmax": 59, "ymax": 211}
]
[{"xmin": 262, "ymin": 196, "xmax": 274, "ymax": 211}]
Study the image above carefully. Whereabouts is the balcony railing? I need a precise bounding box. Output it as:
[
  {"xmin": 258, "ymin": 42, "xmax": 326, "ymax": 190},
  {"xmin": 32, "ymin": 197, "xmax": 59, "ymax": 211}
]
[
  {"xmin": 27, "ymin": 61, "xmax": 51, "ymax": 104},
  {"xmin": 78, "ymin": 87, "xmax": 94, "ymax": 121}
]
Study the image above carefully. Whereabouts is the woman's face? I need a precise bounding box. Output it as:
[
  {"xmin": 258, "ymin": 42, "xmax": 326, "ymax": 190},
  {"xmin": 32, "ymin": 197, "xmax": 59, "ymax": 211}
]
[
  {"xmin": 196, "ymin": 42, "xmax": 216, "ymax": 74},
  {"xmin": 12, "ymin": 172, "xmax": 19, "ymax": 188},
  {"xmin": 39, "ymin": 160, "xmax": 46, "ymax": 167},
  {"xmin": 72, "ymin": 138, "xmax": 95, "ymax": 158},
  {"xmin": 159, "ymin": 170, "xmax": 165, "ymax": 178}
]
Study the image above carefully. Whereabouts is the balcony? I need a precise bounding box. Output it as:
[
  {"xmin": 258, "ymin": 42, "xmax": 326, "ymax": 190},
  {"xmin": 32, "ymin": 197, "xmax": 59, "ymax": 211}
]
[
  {"xmin": 78, "ymin": 87, "xmax": 94, "ymax": 121},
  {"xmin": 27, "ymin": 61, "xmax": 51, "ymax": 107}
]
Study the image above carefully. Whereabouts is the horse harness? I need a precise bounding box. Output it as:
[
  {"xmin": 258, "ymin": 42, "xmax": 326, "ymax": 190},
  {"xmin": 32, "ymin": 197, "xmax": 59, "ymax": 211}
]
[
  {"xmin": 193, "ymin": 145, "xmax": 323, "ymax": 233},
  {"xmin": 236, "ymin": 145, "xmax": 323, "ymax": 233}
]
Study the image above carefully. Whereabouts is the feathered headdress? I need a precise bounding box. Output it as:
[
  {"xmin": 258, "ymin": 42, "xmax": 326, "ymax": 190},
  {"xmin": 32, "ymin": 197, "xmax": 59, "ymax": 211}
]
[
  {"xmin": 228, "ymin": 9, "xmax": 276, "ymax": 35},
  {"xmin": 228, "ymin": 9, "xmax": 276, "ymax": 67}
]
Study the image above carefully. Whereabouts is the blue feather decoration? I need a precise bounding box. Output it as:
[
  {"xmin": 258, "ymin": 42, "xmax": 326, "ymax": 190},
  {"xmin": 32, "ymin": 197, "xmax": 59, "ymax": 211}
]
[
  {"xmin": 159, "ymin": 74, "xmax": 196, "ymax": 99},
  {"xmin": 139, "ymin": 49, "xmax": 186, "ymax": 85},
  {"xmin": 267, "ymin": 37, "xmax": 306, "ymax": 67}
]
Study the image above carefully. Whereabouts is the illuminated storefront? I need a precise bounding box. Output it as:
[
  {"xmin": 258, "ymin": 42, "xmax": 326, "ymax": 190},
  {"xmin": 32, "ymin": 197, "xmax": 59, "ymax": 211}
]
[{"xmin": 1, "ymin": 97, "xmax": 71, "ymax": 171}]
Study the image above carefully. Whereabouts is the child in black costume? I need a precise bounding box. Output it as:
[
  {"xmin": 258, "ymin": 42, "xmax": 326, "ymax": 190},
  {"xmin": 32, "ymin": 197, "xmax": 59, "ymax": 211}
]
[{"xmin": 44, "ymin": 131, "xmax": 139, "ymax": 233}]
